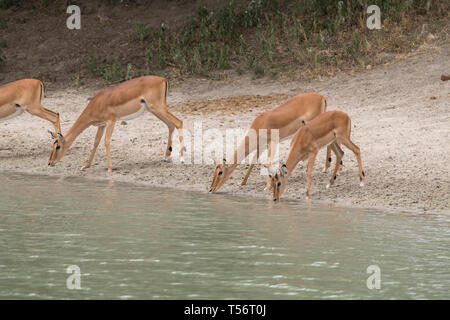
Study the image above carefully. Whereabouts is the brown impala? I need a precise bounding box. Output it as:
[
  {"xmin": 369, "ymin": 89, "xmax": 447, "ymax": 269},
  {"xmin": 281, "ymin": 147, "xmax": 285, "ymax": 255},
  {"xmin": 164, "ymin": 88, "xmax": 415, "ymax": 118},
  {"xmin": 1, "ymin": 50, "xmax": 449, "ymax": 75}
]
[
  {"xmin": 47, "ymin": 76, "xmax": 185, "ymax": 172},
  {"xmin": 268, "ymin": 110, "xmax": 365, "ymax": 201},
  {"xmin": 209, "ymin": 92, "xmax": 340, "ymax": 192},
  {"xmin": 0, "ymin": 78, "xmax": 61, "ymax": 135}
]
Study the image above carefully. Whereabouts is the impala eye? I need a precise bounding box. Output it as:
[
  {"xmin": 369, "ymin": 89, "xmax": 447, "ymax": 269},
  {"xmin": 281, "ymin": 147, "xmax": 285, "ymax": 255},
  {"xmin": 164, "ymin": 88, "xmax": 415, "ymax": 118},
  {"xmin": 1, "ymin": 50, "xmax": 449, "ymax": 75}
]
[
  {"xmin": 218, "ymin": 171, "xmax": 223, "ymax": 176},
  {"xmin": 277, "ymin": 182, "xmax": 281, "ymax": 188},
  {"xmin": 56, "ymin": 145, "xmax": 61, "ymax": 150}
]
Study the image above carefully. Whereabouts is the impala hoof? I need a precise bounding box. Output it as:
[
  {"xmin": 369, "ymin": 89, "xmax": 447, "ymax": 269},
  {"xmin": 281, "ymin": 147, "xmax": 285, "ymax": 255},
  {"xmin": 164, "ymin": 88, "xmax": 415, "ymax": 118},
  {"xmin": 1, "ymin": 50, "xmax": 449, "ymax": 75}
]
[
  {"xmin": 180, "ymin": 156, "xmax": 185, "ymax": 164},
  {"xmin": 81, "ymin": 165, "xmax": 88, "ymax": 171},
  {"xmin": 360, "ymin": 182, "xmax": 364, "ymax": 187}
]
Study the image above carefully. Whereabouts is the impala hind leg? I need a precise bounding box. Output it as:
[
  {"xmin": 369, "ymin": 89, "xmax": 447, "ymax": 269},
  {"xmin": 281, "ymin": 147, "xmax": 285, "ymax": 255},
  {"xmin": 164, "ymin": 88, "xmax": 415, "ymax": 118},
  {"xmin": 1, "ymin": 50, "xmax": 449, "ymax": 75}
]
[
  {"xmin": 81, "ymin": 125, "xmax": 105, "ymax": 171},
  {"xmin": 323, "ymin": 143, "xmax": 343, "ymax": 174},
  {"xmin": 324, "ymin": 144, "xmax": 332, "ymax": 173},
  {"xmin": 153, "ymin": 109, "xmax": 185, "ymax": 163},
  {"xmin": 326, "ymin": 143, "xmax": 344, "ymax": 188},
  {"xmin": 340, "ymin": 138, "xmax": 365, "ymax": 186},
  {"xmin": 104, "ymin": 120, "xmax": 116, "ymax": 172}
]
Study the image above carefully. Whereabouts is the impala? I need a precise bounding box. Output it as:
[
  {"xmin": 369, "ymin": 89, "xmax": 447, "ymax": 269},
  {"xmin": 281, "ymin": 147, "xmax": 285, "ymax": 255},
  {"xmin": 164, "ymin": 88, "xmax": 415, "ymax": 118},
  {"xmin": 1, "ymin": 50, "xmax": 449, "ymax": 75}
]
[
  {"xmin": 47, "ymin": 76, "xmax": 185, "ymax": 172},
  {"xmin": 0, "ymin": 79, "xmax": 61, "ymax": 134},
  {"xmin": 209, "ymin": 92, "xmax": 337, "ymax": 192},
  {"xmin": 268, "ymin": 110, "xmax": 365, "ymax": 201}
]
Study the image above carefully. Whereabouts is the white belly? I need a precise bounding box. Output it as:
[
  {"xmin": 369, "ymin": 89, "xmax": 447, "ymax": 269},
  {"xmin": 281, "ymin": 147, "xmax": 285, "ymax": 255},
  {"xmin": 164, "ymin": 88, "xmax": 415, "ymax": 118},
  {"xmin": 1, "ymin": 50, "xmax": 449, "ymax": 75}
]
[
  {"xmin": 0, "ymin": 107, "xmax": 24, "ymax": 122},
  {"xmin": 119, "ymin": 104, "xmax": 147, "ymax": 121}
]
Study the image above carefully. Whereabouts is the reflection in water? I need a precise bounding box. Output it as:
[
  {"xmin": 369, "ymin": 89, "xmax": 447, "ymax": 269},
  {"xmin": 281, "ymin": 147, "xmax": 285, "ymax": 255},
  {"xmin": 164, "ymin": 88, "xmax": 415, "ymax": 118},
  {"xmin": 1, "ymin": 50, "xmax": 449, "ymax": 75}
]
[{"xmin": 0, "ymin": 173, "xmax": 449, "ymax": 299}]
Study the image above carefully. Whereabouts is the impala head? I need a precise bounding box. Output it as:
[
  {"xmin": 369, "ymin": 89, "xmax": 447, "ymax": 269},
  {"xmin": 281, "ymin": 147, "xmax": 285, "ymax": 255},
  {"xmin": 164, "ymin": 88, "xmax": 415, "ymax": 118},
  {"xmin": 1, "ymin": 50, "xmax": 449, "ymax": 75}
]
[
  {"xmin": 48, "ymin": 131, "xmax": 66, "ymax": 167},
  {"xmin": 209, "ymin": 158, "xmax": 228, "ymax": 192},
  {"xmin": 267, "ymin": 164, "xmax": 288, "ymax": 202}
]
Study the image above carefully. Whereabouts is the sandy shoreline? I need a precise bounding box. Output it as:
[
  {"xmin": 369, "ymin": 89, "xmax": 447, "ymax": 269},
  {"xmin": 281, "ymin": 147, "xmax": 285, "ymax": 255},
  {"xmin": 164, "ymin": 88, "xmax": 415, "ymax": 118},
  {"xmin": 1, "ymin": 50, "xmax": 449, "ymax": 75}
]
[{"xmin": 1, "ymin": 44, "xmax": 449, "ymax": 215}]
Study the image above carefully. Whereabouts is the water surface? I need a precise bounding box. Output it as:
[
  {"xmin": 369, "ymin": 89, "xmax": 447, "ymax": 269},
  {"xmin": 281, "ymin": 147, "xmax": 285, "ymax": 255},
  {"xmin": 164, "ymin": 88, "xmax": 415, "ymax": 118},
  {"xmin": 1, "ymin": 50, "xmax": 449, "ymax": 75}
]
[{"xmin": 0, "ymin": 173, "xmax": 448, "ymax": 299}]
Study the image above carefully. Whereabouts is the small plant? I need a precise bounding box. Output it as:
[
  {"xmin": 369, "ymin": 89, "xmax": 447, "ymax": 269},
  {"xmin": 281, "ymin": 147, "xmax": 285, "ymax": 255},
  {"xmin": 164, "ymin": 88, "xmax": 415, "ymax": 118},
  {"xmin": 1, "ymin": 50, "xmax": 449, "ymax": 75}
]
[
  {"xmin": 84, "ymin": 56, "xmax": 102, "ymax": 77},
  {"xmin": 252, "ymin": 63, "xmax": 265, "ymax": 78},
  {"xmin": 0, "ymin": 48, "xmax": 6, "ymax": 67},
  {"xmin": 130, "ymin": 22, "xmax": 150, "ymax": 44},
  {"xmin": 125, "ymin": 63, "xmax": 134, "ymax": 80},
  {"xmin": 102, "ymin": 58, "xmax": 126, "ymax": 82}
]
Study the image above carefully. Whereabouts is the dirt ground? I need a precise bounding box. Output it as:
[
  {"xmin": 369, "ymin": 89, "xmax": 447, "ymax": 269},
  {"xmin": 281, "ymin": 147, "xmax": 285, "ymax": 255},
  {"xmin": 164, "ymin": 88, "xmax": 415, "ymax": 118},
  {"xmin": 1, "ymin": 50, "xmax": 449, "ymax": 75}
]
[{"xmin": 0, "ymin": 42, "xmax": 449, "ymax": 215}]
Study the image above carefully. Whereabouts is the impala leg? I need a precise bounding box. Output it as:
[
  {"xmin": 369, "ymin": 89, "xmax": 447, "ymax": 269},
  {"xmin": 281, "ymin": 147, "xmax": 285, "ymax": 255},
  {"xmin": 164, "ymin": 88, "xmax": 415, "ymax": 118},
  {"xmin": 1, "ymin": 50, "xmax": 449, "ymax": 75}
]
[
  {"xmin": 166, "ymin": 124, "xmax": 175, "ymax": 160},
  {"xmin": 241, "ymin": 163, "xmax": 255, "ymax": 186},
  {"xmin": 104, "ymin": 120, "xmax": 116, "ymax": 173},
  {"xmin": 324, "ymin": 144, "xmax": 332, "ymax": 173},
  {"xmin": 241, "ymin": 137, "xmax": 266, "ymax": 186},
  {"xmin": 240, "ymin": 151, "xmax": 259, "ymax": 186},
  {"xmin": 306, "ymin": 151, "xmax": 318, "ymax": 200},
  {"xmin": 153, "ymin": 109, "xmax": 184, "ymax": 163},
  {"xmin": 81, "ymin": 125, "xmax": 105, "ymax": 171},
  {"xmin": 264, "ymin": 136, "xmax": 276, "ymax": 191},
  {"xmin": 326, "ymin": 143, "xmax": 344, "ymax": 188},
  {"xmin": 341, "ymin": 138, "xmax": 365, "ymax": 186},
  {"xmin": 28, "ymin": 105, "xmax": 61, "ymax": 134}
]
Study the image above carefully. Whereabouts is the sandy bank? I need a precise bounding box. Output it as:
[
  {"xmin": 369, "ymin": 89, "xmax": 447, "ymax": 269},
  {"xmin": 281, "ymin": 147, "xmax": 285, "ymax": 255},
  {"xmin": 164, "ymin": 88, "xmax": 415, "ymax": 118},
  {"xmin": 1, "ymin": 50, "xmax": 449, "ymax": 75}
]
[{"xmin": 1, "ymin": 44, "xmax": 449, "ymax": 215}]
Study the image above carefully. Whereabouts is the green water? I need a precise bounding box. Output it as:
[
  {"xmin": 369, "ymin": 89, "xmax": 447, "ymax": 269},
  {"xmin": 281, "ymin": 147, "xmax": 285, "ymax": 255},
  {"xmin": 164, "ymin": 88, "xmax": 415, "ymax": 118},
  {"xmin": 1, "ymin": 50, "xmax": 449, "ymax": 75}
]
[{"xmin": 0, "ymin": 173, "xmax": 448, "ymax": 299}]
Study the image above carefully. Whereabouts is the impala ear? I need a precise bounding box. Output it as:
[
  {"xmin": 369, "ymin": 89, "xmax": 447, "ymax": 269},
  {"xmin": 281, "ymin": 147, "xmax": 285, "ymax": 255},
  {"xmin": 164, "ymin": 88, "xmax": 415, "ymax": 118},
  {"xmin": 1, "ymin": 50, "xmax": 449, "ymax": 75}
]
[
  {"xmin": 57, "ymin": 133, "xmax": 65, "ymax": 143},
  {"xmin": 280, "ymin": 164, "xmax": 287, "ymax": 176},
  {"xmin": 263, "ymin": 165, "xmax": 272, "ymax": 177},
  {"xmin": 48, "ymin": 130, "xmax": 57, "ymax": 139},
  {"xmin": 223, "ymin": 158, "xmax": 228, "ymax": 168}
]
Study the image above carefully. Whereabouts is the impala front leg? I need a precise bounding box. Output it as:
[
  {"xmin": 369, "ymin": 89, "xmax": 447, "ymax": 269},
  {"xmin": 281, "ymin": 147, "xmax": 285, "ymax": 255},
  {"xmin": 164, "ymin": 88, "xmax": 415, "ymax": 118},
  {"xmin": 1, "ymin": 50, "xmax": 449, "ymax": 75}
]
[
  {"xmin": 104, "ymin": 120, "xmax": 116, "ymax": 172},
  {"xmin": 264, "ymin": 133, "xmax": 276, "ymax": 191},
  {"xmin": 306, "ymin": 151, "xmax": 318, "ymax": 200},
  {"xmin": 28, "ymin": 105, "xmax": 62, "ymax": 135},
  {"xmin": 81, "ymin": 125, "xmax": 105, "ymax": 171}
]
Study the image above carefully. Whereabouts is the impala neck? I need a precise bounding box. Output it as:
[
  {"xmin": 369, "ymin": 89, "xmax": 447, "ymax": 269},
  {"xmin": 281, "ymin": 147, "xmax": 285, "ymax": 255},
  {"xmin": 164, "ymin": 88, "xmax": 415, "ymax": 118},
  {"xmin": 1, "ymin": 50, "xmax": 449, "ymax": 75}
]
[{"xmin": 63, "ymin": 112, "xmax": 93, "ymax": 150}]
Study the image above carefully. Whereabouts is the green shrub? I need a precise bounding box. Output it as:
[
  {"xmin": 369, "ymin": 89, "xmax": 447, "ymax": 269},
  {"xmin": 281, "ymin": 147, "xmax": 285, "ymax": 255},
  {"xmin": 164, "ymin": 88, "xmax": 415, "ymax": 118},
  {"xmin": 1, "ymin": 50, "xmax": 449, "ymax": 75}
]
[
  {"xmin": 0, "ymin": 0, "xmax": 12, "ymax": 9},
  {"xmin": 101, "ymin": 58, "xmax": 126, "ymax": 82},
  {"xmin": 84, "ymin": 56, "xmax": 127, "ymax": 82},
  {"xmin": 88, "ymin": 0, "xmax": 448, "ymax": 81}
]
